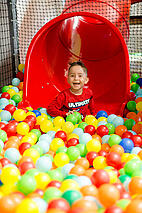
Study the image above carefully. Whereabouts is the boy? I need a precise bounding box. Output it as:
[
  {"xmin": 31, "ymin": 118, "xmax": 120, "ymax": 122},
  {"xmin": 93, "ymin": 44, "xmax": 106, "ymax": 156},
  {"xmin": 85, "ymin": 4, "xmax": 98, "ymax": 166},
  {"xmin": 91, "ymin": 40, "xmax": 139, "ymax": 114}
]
[{"xmin": 47, "ymin": 61, "xmax": 96, "ymax": 118}]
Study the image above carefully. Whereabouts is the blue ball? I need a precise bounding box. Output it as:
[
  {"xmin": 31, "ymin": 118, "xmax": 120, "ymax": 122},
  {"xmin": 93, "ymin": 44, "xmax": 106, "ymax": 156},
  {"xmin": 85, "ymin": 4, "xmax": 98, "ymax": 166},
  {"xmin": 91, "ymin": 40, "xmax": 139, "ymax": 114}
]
[
  {"xmin": 79, "ymin": 133, "xmax": 92, "ymax": 145},
  {"xmin": 0, "ymin": 110, "xmax": 11, "ymax": 122},
  {"xmin": 73, "ymin": 128, "xmax": 84, "ymax": 137},
  {"xmin": 119, "ymin": 138, "xmax": 134, "ymax": 153},
  {"xmin": 4, "ymin": 148, "xmax": 20, "ymax": 163},
  {"xmin": 35, "ymin": 156, "xmax": 52, "ymax": 172},
  {"xmin": 96, "ymin": 110, "xmax": 108, "ymax": 119},
  {"xmin": 102, "ymin": 135, "xmax": 110, "ymax": 144},
  {"xmin": 131, "ymin": 147, "xmax": 142, "ymax": 155},
  {"xmin": 36, "ymin": 140, "xmax": 50, "ymax": 154},
  {"xmin": 112, "ymin": 116, "xmax": 124, "ymax": 127},
  {"xmin": 12, "ymin": 78, "xmax": 20, "ymax": 86},
  {"xmin": 136, "ymin": 78, "xmax": 142, "ymax": 87},
  {"xmin": 47, "ymin": 131, "xmax": 56, "ymax": 140},
  {"xmin": 97, "ymin": 121, "xmax": 107, "ymax": 127},
  {"xmin": 107, "ymin": 114, "xmax": 117, "ymax": 123},
  {"xmin": 39, "ymin": 134, "xmax": 52, "ymax": 144},
  {"xmin": 11, "ymin": 86, "xmax": 19, "ymax": 93},
  {"xmin": 32, "ymin": 110, "xmax": 41, "ymax": 117}
]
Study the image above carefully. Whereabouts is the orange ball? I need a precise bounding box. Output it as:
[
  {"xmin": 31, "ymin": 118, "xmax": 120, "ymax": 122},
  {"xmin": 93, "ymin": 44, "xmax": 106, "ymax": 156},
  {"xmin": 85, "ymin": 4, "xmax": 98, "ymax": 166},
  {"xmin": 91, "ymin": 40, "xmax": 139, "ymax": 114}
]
[
  {"xmin": 4, "ymin": 141, "xmax": 19, "ymax": 150},
  {"xmin": 126, "ymin": 112, "xmax": 137, "ymax": 120},
  {"xmin": 92, "ymin": 134, "xmax": 102, "ymax": 143},
  {"xmin": 137, "ymin": 111, "xmax": 142, "ymax": 119},
  {"xmin": 132, "ymin": 123, "xmax": 142, "ymax": 134},
  {"xmin": 125, "ymin": 199, "xmax": 142, "ymax": 213},
  {"xmin": 80, "ymin": 185, "xmax": 98, "ymax": 197},
  {"xmin": 110, "ymin": 144, "xmax": 124, "ymax": 156},
  {"xmin": 101, "ymin": 143, "xmax": 110, "ymax": 153},
  {"xmin": 115, "ymin": 125, "xmax": 127, "ymax": 137},
  {"xmin": 0, "ymin": 195, "xmax": 17, "ymax": 213},
  {"xmin": 135, "ymin": 97, "xmax": 142, "ymax": 104},
  {"xmin": 138, "ymin": 150, "xmax": 142, "ymax": 160},
  {"xmin": 8, "ymin": 136, "xmax": 20, "ymax": 144},
  {"xmin": 75, "ymin": 158, "xmax": 89, "ymax": 170},
  {"xmin": 47, "ymin": 209, "xmax": 65, "ymax": 213},
  {"xmin": 129, "ymin": 177, "xmax": 142, "ymax": 195},
  {"xmin": 70, "ymin": 165, "xmax": 85, "ymax": 176},
  {"xmin": 17, "ymin": 156, "xmax": 34, "ymax": 166},
  {"xmin": 18, "ymin": 82, "xmax": 23, "ymax": 90},
  {"xmin": 84, "ymin": 168, "xmax": 96, "ymax": 178},
  {"xmin": 98, "ymin": 184, "xmax": 120, "ymax": 207},
  {"xmin": 71, "ymin": 198, "xmax": 97, "ymax": 211}
]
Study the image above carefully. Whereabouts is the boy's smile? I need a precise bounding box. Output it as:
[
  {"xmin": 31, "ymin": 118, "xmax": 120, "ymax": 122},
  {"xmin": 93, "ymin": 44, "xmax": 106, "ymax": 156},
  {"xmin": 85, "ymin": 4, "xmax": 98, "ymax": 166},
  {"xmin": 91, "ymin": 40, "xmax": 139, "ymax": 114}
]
[{"xmin": 67, "ymin": 65, "xmax": 88, "ymax": 95}]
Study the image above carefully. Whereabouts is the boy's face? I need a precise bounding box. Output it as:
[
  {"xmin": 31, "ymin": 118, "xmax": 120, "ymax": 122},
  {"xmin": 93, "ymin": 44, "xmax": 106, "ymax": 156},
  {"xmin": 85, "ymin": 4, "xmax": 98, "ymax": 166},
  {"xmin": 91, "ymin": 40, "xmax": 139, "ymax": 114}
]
[{"xmin": 67, "ymin": 65, "xmax": 88, "ymax": 93}]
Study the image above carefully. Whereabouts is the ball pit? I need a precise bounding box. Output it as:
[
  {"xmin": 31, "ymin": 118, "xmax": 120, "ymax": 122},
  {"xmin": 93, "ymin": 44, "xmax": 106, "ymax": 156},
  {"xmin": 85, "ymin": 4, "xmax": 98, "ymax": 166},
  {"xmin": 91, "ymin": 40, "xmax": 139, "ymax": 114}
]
[{"xmin": 0, "ymin": 68, "xmax": 142, "ymax": 212}]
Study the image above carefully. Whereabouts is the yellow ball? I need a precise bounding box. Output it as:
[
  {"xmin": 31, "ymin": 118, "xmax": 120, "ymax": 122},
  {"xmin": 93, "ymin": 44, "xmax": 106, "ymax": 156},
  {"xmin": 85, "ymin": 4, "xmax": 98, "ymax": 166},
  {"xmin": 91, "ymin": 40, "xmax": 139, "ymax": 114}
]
[
  {"xmin": 18, "ymin": 91, "xmax": 23, "ymax": 98},
  {"xmin": 40, "ymin": 120, "xmax": 53, "ymax": 133},
  {"xmin": 26, "ymin": 112, "xmax": 36, "ymax": 117},
  {"xmin": 97, "ymin": 117, "xmax": 107, "ymax": 122},
  {"xmin": 86, "ymin": 138, "xmax": 101, "ymax": 152},
  {"xmin": 93, "ymin": 156, "xmax": 107, "ymax": 169},
  {"xmin": 20, "ymin": 135, "xmax": 35, "ymax": 145},
  {"xmin": 16, "ymin": 198, "xmax": 39, "ymax": 213},
  {"xmin": 136, "ymin": 102, "xmax": 142, "ymax": 112},
  {"xmin": 127, "ymin": 153, "xmax": 140, "ymax": 161},
  {"xmin": 1, "ymin": 166, "xmax": 20, "ymax": 184},
  {"xmin": 62, "ymin": 121, "xmax": 74, "ymax": 134},
  {"xmin": 60, "ymin": 179, "xmax": 80, "ymax": 192},
  {"xmin": 50, "ymin": 138, "xmax": 65, "ymax": 152},
  {"xmin": 35, "ymin": 173, "xmax": 51, "ymax": 190},
  {"xmin": 36, "ymin": 116, "xmax": 46, "ymax": 125},
  {"xmin": 26, "ymin": 107, "xmax": 33, "ymax": 111},
  {"xmin": 85, "ymin": 115, "xmax": 98, "ymax": 127},
  {"xmin": 23, "ymin": 148, "xmax": 40, "ymax": 164},
  {"xmin": 121, "ymin": 153, "xmax": 130, "ymax": 163},
  {"xmin": 106, "ymin": 169, "xmax": 118, "ymax": 184},
  {"xmin": 52, "ymin": 126, "xmax": 62, "ymax": 132},
  {"xmin": 54, "ymin": 153, "xmax": 70, "ymax": 167},
  {"xmin": 18, "ymin": 63, "xmax": 25, "ymax": 72},
  {"xmin": 67, "ymin": 133, "xmax": 79, "ymax": 140},
  {"xmin": 16, "ymin": 122, "xmax": 30, "ymax": 135},
  {"xmin": 41, "ymin": 113, "xmax": 48, "ymax": 119},
  {"xmin": 53, "ymin": 116, "xmax": 65, "ymax": 128},
  {"xmin": 7, "ymin": 89, "xmax": 16, "ymax": 98},
  {"xmin": 13, "ymin": 109, "xmax": 27, "ymax": 121},
  {"xmin": 0, "ymin": 183, "xmax": 17, "ymax": 195},
  {"xmin": 27, "ymin": 132, "xmax": 38, "ymax": 144}
]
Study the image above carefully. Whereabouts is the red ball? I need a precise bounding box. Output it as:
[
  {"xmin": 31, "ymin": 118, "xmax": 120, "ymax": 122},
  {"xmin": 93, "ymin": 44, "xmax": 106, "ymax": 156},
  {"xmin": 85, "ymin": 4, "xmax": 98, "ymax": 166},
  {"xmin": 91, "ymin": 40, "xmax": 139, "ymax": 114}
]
[
  {"xmin": 34, "ymin": 125, "xmax": 41, "ymax": 131},
  {"xmin": 128, "ymin": 91, "xmax": 136, "ymax": 101},
  {"xmin": 98, "ymin": 150, "xmax": 108, "ymax": 157},
  {"xmin": 18, "ymin": 161, "xmax": 35, "ymax": 175},
  {"xmin": 48, "ymin": 198, "xmax": 70, "ymax": 212},
  {"xmin": 86, "ymin": 151, "xmax": 99, "ymax": 166},
  {"xmin": 96, "ymin": 125, "xmax": 109, "ymax": 137},
  {"xmin": 34, "ymin": 189, "xmax": 44, "ymax": 196},
  {"xmin": 47, "ymin": 180, "xmax": 61, "ymax": 188},
  {"xmin": 91, "ymin": 169, "xmax": 110, "ymax": 187},
  {"xmin": 55, "ymin": 131, "xmax": 67, "ymax": 142},
  {"xmin": 131, "ymin": 135, "xmax": 142, "ymax": 147},
  {"xmin": 120, "ymin": 192, "xmax": 131, "ymax": 199},
  {"xmin": 24, "ymin": 115, "xmax": 37, "ymax": 125},
  {"xmin": 1, "ymin": 92, "xmax": 10, "ymax": 99},
  {"xmin": 106, "ymin": 152, "xmax": 121, "ymax": 169},
  {"xmin": 4, "ymin": 120, "xmax": 18, "ymax": 137},
  {"xmin": 16, "ymin": 71, "xmax": 24, "ymax": 81},
  {"xmin": 104, "ymin": 206, "xmax": 123, "ymax": 213},
  {"xmin": 0, "ymin": 122, "xmax": 6, "ymax": 130},
  {"xmin": 19, "ymin": 142, "xmax": 32, "ymax": 155},
  {"xmin": 121, "ymin": 131, "xmax": 133, "ymax": 139},
  {"xmin": 4, "ymin": 104, "xmax": 16, "ymax": 115},
  {"xmin": 66, "ymin": 138, "xmax": 79, "ymax": 147},
  {"xmin": 84, "ymin": 125, "xmax": 96, "ymax": 135},
  {"xmin": 0, "ymin": 158, "xmax": 11, "ymax": 167}
]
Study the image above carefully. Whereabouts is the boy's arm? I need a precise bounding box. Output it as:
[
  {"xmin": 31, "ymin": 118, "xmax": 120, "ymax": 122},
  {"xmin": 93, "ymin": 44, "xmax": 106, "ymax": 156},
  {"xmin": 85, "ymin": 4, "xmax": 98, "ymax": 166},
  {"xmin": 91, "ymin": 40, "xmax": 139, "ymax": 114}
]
[
  {"xmin": 47, "ymin": 92, "xmax": 67, "ymax": 117},
  {"xmin": 89, "ymin": 96, "xmax": 96, "ymax": 116}
]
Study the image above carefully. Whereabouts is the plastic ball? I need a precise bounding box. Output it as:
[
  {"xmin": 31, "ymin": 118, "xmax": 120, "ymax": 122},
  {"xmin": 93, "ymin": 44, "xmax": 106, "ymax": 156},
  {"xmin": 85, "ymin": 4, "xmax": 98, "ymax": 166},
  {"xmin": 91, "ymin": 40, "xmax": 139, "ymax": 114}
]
[
  {"xmin": 50, "ymin": 138, "xmax": 65, "ymax": 152},
  {"xmin": 108, "ymin": 135, "xmax": 122, "ymax": 147},
  {"xmin": 76, "ymin": 144, "xmax": 87, "ymax": 157},
  {"xmin": 127, "ymin": 101, "xmax": 136, "ymax": 112},
  {"xmin": 0, "ymin": 129, "xmax": 7, "ymax": 142},
  {"xmin": 91, "ymin": 169, "xmax": 110, "ymax": 187},
  {"xmin": 16, "ymin": 198, "xmax": 39, "ymax": 213},
  {"xmin": 62, "ymin": 121, "xmax": 74, "ymax": 134},
  {"xmin": 77, "ymin": 122, "xmax": 88, "ymax": 130},
  {"xmin": 35, "ymin": 156, "xmax": 52, "ymax": 172},
  {"xmin": 105, "ymin": 123, "xmax": 115, "ymax": 134},
  {"xmin": 136, "ymin": 101, "xmax": 142, "ymax": 111},
  {"xmin": 125, "ymin": 199, "xmax": 142, "ymax": 213},
  {"xmin": 13, "ymin": 109, "xmax": 27, "ymax": 121},
  {"xmin": 66, "ymin": 138, "xmax": 79, "ymax": 147},
  {"xmin": 1, "ymin": 166, "xmax": 20, "ymax": 184},
  {"xmin": 62, "ymin": 190, "xmax": 82, "ymax": 206},
  {"xmin": 73, "ymin": 128, "xmax": 83, "ymax": 137},
  {"xmin": 18, "ymin": 63, "xmax": 25, "ymax": 71},
  {"xmin": 2, "ymin": 85, "xmax": 10, "ymax": 93},
  {"xmin": 96, "ymin": 110, "xmax": 108, "ymax": 119},
  {"xmin": 86, "ymin": 138, "xmax": 101, "ymax": 152},
  {"xmin": 79, "ymin": 133, "xmax": 92, "ymax": 145},
  {"xmin": 131, "ymin": 135, "xmax": 142, "ymax": 147},
  {"xmin": 124, "ymin": 158, "xmax": 142, "ymax": 176},
  {"xmin": 35, "ymin": 173, "xmax": 51, "ymax": 190},
  {"xmin": 4, "ymin": 148, "xmax": 20, "ymax": 163},
  {"xmin": 54, "ymin": 153, "xmax": 69, "ymax": 167},
  {"xmin": 40, "ymin": 120, "xmax": 53, "ymax": 133},
  {"xmin": 48, "ymin": 198, "xmax": 70, "ymax": 212},
  {"xmin": 112, "ymin": 117, "xmax": 124, "ymax": 127},
  {"xmin": 1, "ymin": 92, "xmax": 10, "ymax": 99},
  {"xmin": 16, "ymin": 122, "xmax": 30, "ymax": 135},
  {"xmin": 106, "ymin": 152, "xmax": 121, "ymax": 169},
  {"xmin": 119, "ymin": 138, "xmax": 134, "ymax": 153},
  {"xmin": 11, "ymin": 94, "xmax": 22, "ymax": 104},
  {"xmin": 131, "ymin": 83, "xmax": 140, "ymax": 93},
  {"xmin": 86, "ymin": 151, "xmax": 99, "ymax": 166},
  {"xmin": 115, "ymin": 125, "xmax": 127, "ymax": 137},
  {"xmin": 71, "ymin": 198, "xmax": 97, "ymax": 211},
  {"xmin": 4, "ymin": 104, "xmax": 16, "ymax": 115},
  {"xmin": 43, "ymin": 187, "xmax": 62, "ymax": 202},
  {"xmin": 96, "ymin": 125, "xmax": 109, "ymax": 137},
  {"xmin": 107, "ymin": 114, "xmax": 117, "ymax": 123},
  {"xmin": 70, "ymin": 165, "xmax": 85, "ymax": 176},
  {"xmin": 60, "ymin": 179, "xmax": 80, "ymax": 192},
  {"xmin": 67, "ymin": 146, "xmax": 80, "ymax": 161},
  {"xmin": 93, "ymin": 156, "xmax": 107, "ymax": 169},
  {"xmin": 23, "ymin": 148, "xmax": 40, "ymax": 164},
  {"xmin": 98, "ymin": 184, "xmax": 120, "ymax": 207},
  {"xmin": 66, "ymin": 114, "xmax": 77, "ymax": 125},
  {"xmin": 73, "ymin": 111, "xmax": 82, "ymax": 123},
  {"xmin": 131, "ymin": 73, "xmax": 140, "ymax": 82},
  {"xmin": 110, "ymin": 145, "xmax": 124, "ymax": 156},
  {"xmin": 84, "ymin": 125, "xmax": 96, "ymax": 135},
  {"xmin": 53, "ymin": 116, "xmax": 65, "ymax": 128},
  {"xmin": 55, "ymin": 131, "xmax": 67, "ymax": 142}
]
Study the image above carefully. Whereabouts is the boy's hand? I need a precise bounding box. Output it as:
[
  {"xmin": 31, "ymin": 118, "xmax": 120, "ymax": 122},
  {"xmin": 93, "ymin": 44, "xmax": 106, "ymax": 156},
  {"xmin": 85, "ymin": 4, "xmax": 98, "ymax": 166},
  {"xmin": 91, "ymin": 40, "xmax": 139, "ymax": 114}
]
[{"xmin": 66, "ymin": 110, "xmax": 76, "ymax": 116}]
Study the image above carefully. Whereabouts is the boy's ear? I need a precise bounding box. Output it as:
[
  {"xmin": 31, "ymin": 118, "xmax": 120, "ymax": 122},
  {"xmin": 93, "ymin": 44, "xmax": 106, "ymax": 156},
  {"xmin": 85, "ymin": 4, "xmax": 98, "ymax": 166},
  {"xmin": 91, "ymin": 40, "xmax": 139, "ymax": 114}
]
[{"xmin": 85, "ymin": 77, "xmax": 89, "ymax": 84}]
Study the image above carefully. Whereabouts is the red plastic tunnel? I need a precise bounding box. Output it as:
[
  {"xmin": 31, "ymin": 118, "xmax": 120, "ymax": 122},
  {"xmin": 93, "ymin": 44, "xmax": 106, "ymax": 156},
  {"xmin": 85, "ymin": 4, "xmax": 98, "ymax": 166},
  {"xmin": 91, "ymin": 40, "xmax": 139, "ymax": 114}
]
[{"xmin": 23, "ymin": 1, "xmax": 132, "ymax": 115}]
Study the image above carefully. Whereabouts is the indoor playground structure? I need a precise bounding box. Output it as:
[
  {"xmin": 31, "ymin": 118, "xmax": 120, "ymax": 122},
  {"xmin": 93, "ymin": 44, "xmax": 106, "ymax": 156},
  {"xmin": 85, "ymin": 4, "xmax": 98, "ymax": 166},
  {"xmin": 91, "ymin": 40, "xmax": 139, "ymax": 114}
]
[{"xmin": 0, "ymin": 0, "xmax": 142, "ymax": 213}]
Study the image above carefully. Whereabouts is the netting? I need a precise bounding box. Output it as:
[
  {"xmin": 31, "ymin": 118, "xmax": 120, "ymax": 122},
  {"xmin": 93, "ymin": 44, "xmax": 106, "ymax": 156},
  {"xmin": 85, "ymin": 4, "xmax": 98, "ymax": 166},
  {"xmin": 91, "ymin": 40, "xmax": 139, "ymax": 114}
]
[{"xmin": 0, "ymin": 0, "xmax": 142, "ymax": 91}]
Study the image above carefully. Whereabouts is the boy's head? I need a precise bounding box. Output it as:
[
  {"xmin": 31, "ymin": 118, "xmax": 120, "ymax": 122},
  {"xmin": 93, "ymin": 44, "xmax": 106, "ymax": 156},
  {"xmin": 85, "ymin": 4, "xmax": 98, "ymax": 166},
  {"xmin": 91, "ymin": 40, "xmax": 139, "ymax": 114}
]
[{"xmin": 67, "ymin": 61, "xmax": 89, "ymax": 94}]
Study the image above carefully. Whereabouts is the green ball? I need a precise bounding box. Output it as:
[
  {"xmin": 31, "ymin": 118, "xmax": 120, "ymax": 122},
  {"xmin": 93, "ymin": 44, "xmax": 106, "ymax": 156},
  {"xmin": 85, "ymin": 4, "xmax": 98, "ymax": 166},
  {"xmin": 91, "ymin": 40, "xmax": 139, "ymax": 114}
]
[
  {"xmin": 67, "ymin": 146, "xmax": 80, "ymax": 161},
  {"xmin": 30, "ymin": 129, "xmax": 41, "ymax": 140},
  {"xmin": 64, "ymin": 174, "xmax": 78, "ymax": 181},
  {"xmin": 8, "ymin": 100, "xmax": 16, "ymax": 106},
  {"xmin": 66, "ymin": 114, "xmax": 77, "ymax": 125},
  {"xmin": 78, "ymin": 122, "xmax": 88, "ymax": 130},
  {"xmin": 25, "ymin": 168, "xmax": 39, "ymax": 177},
  {"xmin": 62, "ymin": 190, "xmax": 82, "ymax": 206},
  {"xmin": 31, "ymin": 144, "xmax": 43, "ymax": 156},
  {"xmin": 132, "ymin": 170, "xmax": 142, "ymax": 177},
  {"xmin": 11, "ymin": 94, "xmax": 22, "ymax": 104},
  {"xmin": 0, "ymin": 130, "xmax": 7, "ymax": 142},
  {"xmin": 116, "ymin": 199, "xmax": 130, "ymax": 210},
  {"xmin": 108, "ymin": 134, "xmax": 121, "ymax": 147},
  {"xmin": 124, "ymin": 119, "xmax": 135, "ymax": 130},
  {"xmin": 73, "ymin": 111, "xmax": 82, "ymax": 123},
  {"xmin": 2, "ymin": 86, "xmax": 10, "ymax": 93},
  {"xmin": 131, "ymin": 73, "xmax": 140, "ymax": 82},
  {"xmin": 56, "ymin": 146, "xmax": 67, "ymax": 154},
  {"xmin": 105, "ymin": 123, "xmax": 115, "ymax": 134},
  {"xmin": 44, "ymin": 154, "xmax": 54, "ymax": 162},
  {"xmin": 131, "ymin": 83, "xmax": 140, "ymax": 93},
  {"xmin": 124, "ymin": 159, "xmax": 142, "ymax": 176},
  {"xmin": 127, "ymin": 101, "xmax": 136, "ymax": 112},
  {"xmin": 43, "ymin": 187, "xmax": 62, "ymax": 202},
  {"xmin": 17, "ymin": 174, "xmax": 37, "ymax": 195},
  {"xmin": 76, "ymin": 144, "xmax": 87, "ymax": 157},
  {"xmin": 47, "ymin": 169, "xmax": 64, "ymax": 181},
  {"xmin": 119, "ymin": 175, "xmax": 131, "ymax": 183},
  {"xmin": 119, "ymin": 168, "xmax": 125, "ymax": 176}
]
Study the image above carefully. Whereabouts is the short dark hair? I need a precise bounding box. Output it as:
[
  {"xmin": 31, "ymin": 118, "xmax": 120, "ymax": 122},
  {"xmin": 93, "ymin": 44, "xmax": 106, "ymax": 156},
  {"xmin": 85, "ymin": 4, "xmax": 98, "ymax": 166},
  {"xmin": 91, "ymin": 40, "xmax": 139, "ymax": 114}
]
[{"xmin": 68, "ymin": 61, "xmax": 87, "ymax": 76}]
